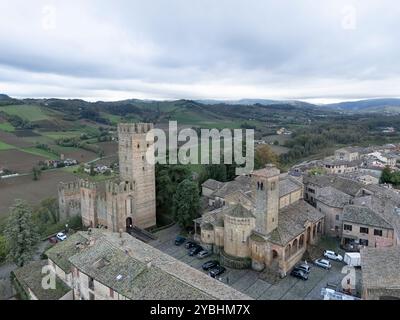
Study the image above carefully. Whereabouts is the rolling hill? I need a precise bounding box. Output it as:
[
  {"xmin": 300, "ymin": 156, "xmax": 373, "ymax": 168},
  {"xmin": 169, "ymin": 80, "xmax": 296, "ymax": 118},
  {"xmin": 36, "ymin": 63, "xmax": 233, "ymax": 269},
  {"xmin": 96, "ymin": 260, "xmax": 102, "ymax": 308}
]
[{"xmin": 324, "ymin": 98, "xmax": 400, "ymax": 113}]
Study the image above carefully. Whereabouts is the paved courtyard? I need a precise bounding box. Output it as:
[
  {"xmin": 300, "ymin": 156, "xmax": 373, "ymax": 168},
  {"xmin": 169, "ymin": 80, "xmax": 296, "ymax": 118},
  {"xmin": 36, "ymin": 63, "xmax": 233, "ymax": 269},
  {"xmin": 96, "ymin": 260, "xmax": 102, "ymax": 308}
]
[{"xmin": 150, "ymin": 225, "xmax": 361, "ymax": 300}]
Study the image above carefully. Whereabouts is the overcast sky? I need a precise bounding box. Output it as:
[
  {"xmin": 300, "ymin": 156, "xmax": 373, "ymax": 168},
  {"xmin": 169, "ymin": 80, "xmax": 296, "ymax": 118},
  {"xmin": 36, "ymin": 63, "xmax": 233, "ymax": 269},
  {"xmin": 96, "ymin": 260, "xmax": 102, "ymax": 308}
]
[{"xmin": 0, "ymin": 0, "xmax": 399, "ymax": 103}]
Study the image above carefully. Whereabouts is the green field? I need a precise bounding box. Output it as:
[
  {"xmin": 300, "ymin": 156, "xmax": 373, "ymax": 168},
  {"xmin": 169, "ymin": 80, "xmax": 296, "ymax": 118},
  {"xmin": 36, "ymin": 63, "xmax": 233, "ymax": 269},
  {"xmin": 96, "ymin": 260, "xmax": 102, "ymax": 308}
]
[
  {"xmin": 0, "ymin": 141, "xmax": 15, "ymax": 150},
  {"xmin": 19, "ymin": 147, "xmax": 59, "ymax": 160},
  {"xmin": 0, "ymin": 121, "xmax": 15, "ymax": 132},
  {"xmin": 62, "ymin": 165, "xmax": 116, "ymax": 181},
  {"xmin": 41, "ymin": 131, "xmax": 83, "ymax": 140},
  {"xmin": 1, "ymin": 105, "xmax": 50, "ymax": 121}
]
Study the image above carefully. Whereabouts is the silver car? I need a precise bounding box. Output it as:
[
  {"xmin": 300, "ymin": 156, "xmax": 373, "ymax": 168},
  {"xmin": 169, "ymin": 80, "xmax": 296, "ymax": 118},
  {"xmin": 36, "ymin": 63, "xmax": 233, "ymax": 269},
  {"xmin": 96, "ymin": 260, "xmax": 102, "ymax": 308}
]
[
  {"xmin": 197, "ymin": 250, "xmax": 211, "ymax": 259},
  {"xmin": 314, "ymin": 258, "xmax": 332, "ymax": 270}
]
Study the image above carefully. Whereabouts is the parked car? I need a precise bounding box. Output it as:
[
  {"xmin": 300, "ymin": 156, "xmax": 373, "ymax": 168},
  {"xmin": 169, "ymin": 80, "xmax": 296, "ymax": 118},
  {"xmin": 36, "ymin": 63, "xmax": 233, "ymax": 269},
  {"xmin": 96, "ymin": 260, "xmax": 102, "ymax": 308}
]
[
  {"xmin": 209, "ymin": 266, "xmax": 226, "ymax": 278},
  {"xmin": 290, "ymin": 269, "xmax": 308, "ymax": 280},
  {"xmin": 314, "ymin": 258, "xmax": 332, "ymax": 269},
  {"xmin": 56, "ymin": 232, "xmax": 67, "ymax": 241},
  {"xmin": 294, "ymin": 263, "xmax": 311, "ymax": 274},
  {"xmin": 202, "ymin": 260, "xmax": 220, "ymax": 271},
  {"xmin": 174, "ymin": 235, "xmax": 186, "ymax": 246},
  {"xmin": 197, "ymin": 249, "xmax": 211, "ymax": 259},
  {"xmin": 189, "ymin": 245, "xmax": 203, "ymax": 256},
  {"xmin": 185, "ymin": 241, "xmax": 197, "ymax": 249},
  {"xmin": 324, "ymin": 250, "xmax": 343, "ymax": 261}
]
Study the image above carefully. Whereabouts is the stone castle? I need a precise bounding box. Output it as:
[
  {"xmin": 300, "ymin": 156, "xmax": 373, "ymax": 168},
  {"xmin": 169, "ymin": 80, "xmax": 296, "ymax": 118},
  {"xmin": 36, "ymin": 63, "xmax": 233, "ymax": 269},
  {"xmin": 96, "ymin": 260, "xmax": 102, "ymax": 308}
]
[
  {"xmin": 196, "ymin": 164, "xmax": 324, "ymax": 276},
  {"xmin": 58, "ymin": 123, "xmax": 156, "ymax": 232}
]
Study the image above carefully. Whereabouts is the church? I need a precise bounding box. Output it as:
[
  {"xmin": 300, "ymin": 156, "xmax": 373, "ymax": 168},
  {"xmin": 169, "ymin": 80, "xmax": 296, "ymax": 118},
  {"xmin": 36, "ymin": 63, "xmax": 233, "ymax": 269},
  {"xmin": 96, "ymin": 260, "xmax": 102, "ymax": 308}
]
[
  {"xmin": 58, "ymin": 123, "xmax": 156, "ymax": 233},
  {"xmin": 195, "ymin": 164, "xmax": 324, "ymax": 276}
]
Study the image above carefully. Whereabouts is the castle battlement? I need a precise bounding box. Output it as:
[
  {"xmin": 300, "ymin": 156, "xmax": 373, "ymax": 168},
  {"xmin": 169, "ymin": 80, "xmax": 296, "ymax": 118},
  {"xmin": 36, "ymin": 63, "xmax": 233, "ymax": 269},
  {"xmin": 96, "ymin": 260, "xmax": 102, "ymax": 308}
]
[
  {"xmin": 118, "ymin": 123, "xmax": 153, "ymax": 134},
  {"xmin": 79, "ymin": 179, "xmax": 98, "ymax": 190},
  {"xmin": 105, "ymin": 180, "xmax": 135, "ymax": 194},
  {"xmin": 58, "ymin": 181, "xmax": 81, "ymax": 193}
]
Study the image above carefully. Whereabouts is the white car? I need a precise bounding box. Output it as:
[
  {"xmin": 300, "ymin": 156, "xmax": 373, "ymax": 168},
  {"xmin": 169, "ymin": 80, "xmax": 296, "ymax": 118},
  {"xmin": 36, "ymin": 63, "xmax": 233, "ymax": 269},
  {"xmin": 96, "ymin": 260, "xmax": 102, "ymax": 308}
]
[
  {"xmin": 56, "ymin": 232, "xmax": 67, "ymax": 241},
  {"xmin": 314, "ymin": 258, "xmax": 332, "ymax": 270},
  {"xmin": 324, "ymin": 250, "xmax": 343, "ymax": 261}
]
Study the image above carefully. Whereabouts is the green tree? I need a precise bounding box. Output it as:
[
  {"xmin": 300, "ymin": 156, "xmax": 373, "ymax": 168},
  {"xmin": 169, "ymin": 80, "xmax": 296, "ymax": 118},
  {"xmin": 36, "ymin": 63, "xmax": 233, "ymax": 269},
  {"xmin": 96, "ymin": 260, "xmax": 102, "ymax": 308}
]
[
  {"xmin": 33, "ymin": 198, "xmax": 59, "ymax": 227},
  {"xmin": 173, "ymin": 179, "xmax": 200, "ymax": 228},
  {"xmin": 0, "ymin": 235, "xmax": 8, "ymax": 263},
  {"xmin": 32, "ymin": 166, "xmax": 41, "ymax": 181},
  {"xmin": 89, "ymin": 163, "xmax": 96, "ymax": 176},
  {"xmin": 4, "ymin": 200, "xmax": 40, "ymax": 267},
  {"xmin": 205, "ymin": 164, "xmax": 227, "ymax": 182},
  {"xmin": 254, "ymin": 144, "xmax": 279, "ymax": 169},
  {"xmin": 381, "ymin": 166, "xmax": 392, "ymax": 184}
]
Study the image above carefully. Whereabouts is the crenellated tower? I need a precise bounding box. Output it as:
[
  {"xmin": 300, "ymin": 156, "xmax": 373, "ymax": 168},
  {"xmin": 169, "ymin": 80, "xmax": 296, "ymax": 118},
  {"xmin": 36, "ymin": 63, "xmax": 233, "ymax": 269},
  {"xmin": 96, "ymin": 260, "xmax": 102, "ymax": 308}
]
[
  {"xmin": 58, "ymin": 181, "xmax": 81, "ymax": 220},
  {"xmin": 117, "ymin": 123, "xmax": 156, "ymax": 229}
]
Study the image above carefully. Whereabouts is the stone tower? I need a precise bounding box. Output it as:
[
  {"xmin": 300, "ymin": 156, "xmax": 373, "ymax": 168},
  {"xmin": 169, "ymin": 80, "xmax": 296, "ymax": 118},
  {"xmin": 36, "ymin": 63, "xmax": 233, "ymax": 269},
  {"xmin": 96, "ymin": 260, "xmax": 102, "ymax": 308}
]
[
  {"xmin": 251, "ymin": 164, "xmax": 280, "ymax": 235},
  {"xmin": 118, "ymin": 123, "xmax": 156, "ymax": 229}
]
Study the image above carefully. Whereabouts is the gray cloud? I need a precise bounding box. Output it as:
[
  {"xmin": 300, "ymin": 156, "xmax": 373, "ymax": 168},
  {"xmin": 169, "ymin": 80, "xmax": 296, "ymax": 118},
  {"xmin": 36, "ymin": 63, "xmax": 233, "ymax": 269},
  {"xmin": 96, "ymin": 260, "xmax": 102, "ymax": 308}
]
[{"xmin": 0, "ymin": 0, "xmax": 399, "ymax": 102}]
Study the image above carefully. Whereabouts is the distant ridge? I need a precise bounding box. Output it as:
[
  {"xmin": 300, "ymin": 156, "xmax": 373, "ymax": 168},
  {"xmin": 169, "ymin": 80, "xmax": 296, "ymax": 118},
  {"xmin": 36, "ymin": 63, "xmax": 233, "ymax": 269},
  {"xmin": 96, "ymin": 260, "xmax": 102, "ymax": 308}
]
[
  {"xmin": 0, "ymin": 93, "xmax": 11, "ymax": 100},
  {"xmin": 324, "ymin": 98, "xmax": 400, "ymax": 112},
  {"xmin": 196, "ymin": 98, "xmax": 316, "ymax": 108}
]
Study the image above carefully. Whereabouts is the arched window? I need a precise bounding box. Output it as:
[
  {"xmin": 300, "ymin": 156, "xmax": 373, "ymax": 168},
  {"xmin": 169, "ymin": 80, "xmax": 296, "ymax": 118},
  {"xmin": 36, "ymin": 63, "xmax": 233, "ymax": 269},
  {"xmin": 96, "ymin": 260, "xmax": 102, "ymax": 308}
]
[
  {"xmin": 285, "ymin": 244, "xmax": 291, "ymax": 259},
  {"xmin": 230, "ymin": 229, "xmax": 233, "ymax": 241},
  {"xmin": 299, "ymin": 234, "xmax": 304, "ymax": 247},
  {"xmin": 257, "ymin": 182, "xmax": 260, "ymax": 190},
  {"xmin": 292, "ymin": 239, "xmax": 298, "ymax": 253},
  {"xmin": 260, "ymin": 182, "xmax": 264, "ymax": 190}
]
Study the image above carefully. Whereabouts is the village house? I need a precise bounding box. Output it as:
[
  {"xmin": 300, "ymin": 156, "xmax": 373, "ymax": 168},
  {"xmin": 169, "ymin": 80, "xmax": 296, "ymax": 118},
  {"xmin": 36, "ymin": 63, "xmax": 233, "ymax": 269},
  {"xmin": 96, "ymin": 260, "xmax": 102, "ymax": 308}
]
[
  {"xmin": 341, "ymin": 205, "xmax": 396, "ymax": 249},
  {"xmin": 38, "ymin": 229, "xmax": 249, "ymax": 300},
  {"xmin": 334, "ymin": 147, "xmax": 361, "ymax": 162},
  {"xmin": 313, "ymin": 186, "xmax": 353, "ymax": 237}
]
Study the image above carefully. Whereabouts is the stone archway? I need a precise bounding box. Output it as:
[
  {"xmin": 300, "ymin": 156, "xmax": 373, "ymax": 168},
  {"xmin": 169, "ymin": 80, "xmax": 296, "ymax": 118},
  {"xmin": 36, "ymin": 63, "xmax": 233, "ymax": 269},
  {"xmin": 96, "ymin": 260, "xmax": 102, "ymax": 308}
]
[
  {"xmin": 306, "ymin": 227, "xmax": 311, "ymax": 244},
  {"xmin": 126, "ymin": 217, "xmax": 133, "ymax": 231},
  {"xmin": 292, "ymin": 238, "xmax": 298, "ymax": 254},
  {"xmin": 272, "ymin": 249, "xmax": 279, "ymax": 260},
  {"xmin": 299, "ymin": 234, "xmax": 304, "ymax": 248}
]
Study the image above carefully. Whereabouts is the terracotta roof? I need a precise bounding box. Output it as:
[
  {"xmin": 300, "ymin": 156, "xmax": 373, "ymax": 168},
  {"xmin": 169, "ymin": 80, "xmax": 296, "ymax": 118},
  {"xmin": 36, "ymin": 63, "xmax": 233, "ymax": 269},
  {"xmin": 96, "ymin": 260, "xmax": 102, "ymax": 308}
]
[
  {"xmin": 342, "ymin": 205, "xmax": 393, "ymax": 229},
  {"xmin": 361, "ymin": 247, "xmax": 400, "ymax": 289},
  {"xmin": 202, "ymin": 179, "xmax": 224, "ymax": 191},
  {"xmin": 269, "ymin": 200, "xmax": 324, "ymax": 246},
  {"xmin": 316, "ymin": 186, "xmax": 352, "ymax": 208},
  {"xmin": 251, "ymin": 165, "xmax": 280, "ymax": 178}
]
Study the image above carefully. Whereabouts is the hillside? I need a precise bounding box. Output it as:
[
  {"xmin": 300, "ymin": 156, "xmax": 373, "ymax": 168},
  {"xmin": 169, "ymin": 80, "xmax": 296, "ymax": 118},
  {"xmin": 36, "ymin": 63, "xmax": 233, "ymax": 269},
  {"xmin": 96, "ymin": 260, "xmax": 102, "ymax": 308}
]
[{"xmin": 325, "ymin": 98, "xmax": 400, "ymax": 113}]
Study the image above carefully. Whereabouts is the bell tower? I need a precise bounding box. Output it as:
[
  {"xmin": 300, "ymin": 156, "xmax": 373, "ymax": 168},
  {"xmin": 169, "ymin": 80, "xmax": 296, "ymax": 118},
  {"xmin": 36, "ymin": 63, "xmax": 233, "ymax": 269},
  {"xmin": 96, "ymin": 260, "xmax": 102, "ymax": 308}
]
[{"xmin": 251, "ymin": 164, "xmax": 280, "ymax": 235}]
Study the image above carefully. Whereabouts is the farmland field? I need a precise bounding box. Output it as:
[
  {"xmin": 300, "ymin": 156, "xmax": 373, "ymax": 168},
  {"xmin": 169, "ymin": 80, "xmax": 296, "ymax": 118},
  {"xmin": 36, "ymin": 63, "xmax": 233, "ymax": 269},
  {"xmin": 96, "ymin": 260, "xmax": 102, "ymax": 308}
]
[
  {"xmin": 0, "ymin": 131, "xmax": 34, "ymax": 148},
  {"xmin": 0, "ymin": 170, "xmax": 77, "ymax": 218},
  {"xmin": 0, "ymin": 141, "xmax": 14, "ymax": 150},
  {"xmin": 19, "ymin": 147, "xmax": 59, "ymax": 159},
  {"xmin": 0, "ymin": 104, "xmax": 50, "ymax": 121},
  {"xmin": 41, "ymin": 131, "xmax": 83, "ymax": 139},
  {"xmin": 0, "ymin": 121, "xmax": 15, "ymax": 132},
  {"xmin": 0, "ymin": 149, "xmax": 47, "ymax": 172}
]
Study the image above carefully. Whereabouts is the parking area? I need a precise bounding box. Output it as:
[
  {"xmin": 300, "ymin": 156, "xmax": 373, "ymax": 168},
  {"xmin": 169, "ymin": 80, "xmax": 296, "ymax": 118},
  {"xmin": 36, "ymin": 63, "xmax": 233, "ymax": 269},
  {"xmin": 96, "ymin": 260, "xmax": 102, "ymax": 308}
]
[{"xmin": 149, "ymin": 225, "xmax": 361, "ymax": 300}]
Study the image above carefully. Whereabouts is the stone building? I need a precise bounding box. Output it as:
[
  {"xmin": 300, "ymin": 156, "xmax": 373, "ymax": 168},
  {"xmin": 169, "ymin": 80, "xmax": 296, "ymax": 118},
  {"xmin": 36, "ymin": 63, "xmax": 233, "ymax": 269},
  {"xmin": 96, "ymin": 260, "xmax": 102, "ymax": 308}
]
[
  {"xmin": 58, "ymin": 123, "xmax": 156, "ymax": 232},
  {"xmin": 195, "ymin": 164, "xmax": 324, "ymax": 276},
  {"xmin": 43, "ymin": 229, "xmax": 249, "ymax": 300},
  {"xmin": 313, "ymin": 186, "xmax": 352, "ymax": 237},
  {"xmin": 342, "ymin": 205, "xmax": 396, "ymax": 248},
  {"xmin": 334, "ymin": 147, "xmax": 361, "ymax": 162}
]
